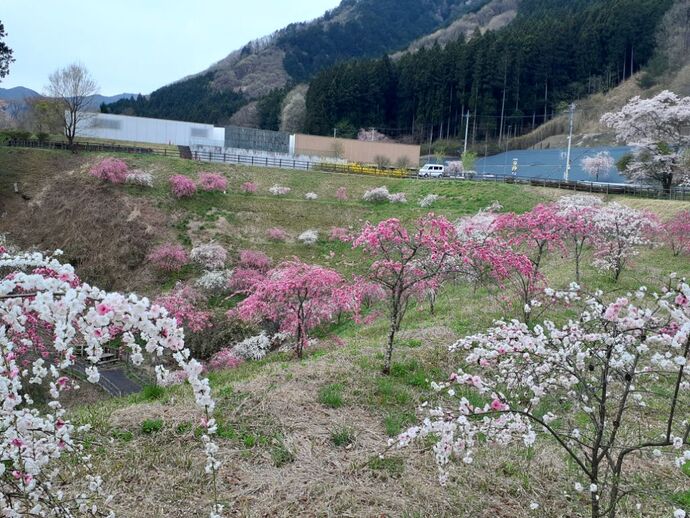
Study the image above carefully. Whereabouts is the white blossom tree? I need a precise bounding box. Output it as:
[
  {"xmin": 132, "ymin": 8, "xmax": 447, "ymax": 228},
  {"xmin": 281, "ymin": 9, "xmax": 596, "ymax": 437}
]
[
  {"xmin": 396, "ymin": 281, "xmax": 690, "ymax": 518},
  {"xmin": 601, "ymin": 91, "xmax": 690, "ymax": 192},
  {"xmin": 581, "ymin": 151, "xmax": 614, "ymax": 181}
]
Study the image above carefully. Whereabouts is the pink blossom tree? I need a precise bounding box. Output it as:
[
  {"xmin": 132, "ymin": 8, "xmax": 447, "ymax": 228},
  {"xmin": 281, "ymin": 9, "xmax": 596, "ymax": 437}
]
[
  {"xmin": 228, "ymin": 249, "xmax": 272, "ymax": 294},
  {"xmin": 353, "ymin": 215, "xmax": 463, "ymax": 374},
  {"xmin": 581, "ymin": 152, "xmax": 614, "ymax": 181},
  {"xmin": 89, "ymin": 157, "xmax": 129, "ymax": 184},
  {"xmin": 335, "ymin": 187, "xmax": 348, "ymax": 201},
  {"xmin": 397, "ymin": 281, "xmax": 690, "ymax": 518},
  {"xmin": 198, "ymin": 172, "xmax": 228, "ymax": 192},
  {"xmin": 147, "ymin": 243, "xmax": 189, "ymax": 273},
  {"xmin": 153, "ymin": 284, "xmax": 213, "ymax": 333},
  {"xmin": 556, "ymin": 195, "xmax": 604, "ymax": 282},
  {"xmin": 591, "ymin": 203, "xmax": 659, "ymax": 281},
  {"xmin": 241, "ymin": 181, "xmax": 258, "ymax": 194},
  {"xmin": 169, "ymin": 175, "xmax": 197, "ymax": 198},
  {"xmin": 601, "ymin": 91, "xmax": 690, "ymax": 192},
  {"xmin": 661, "ymin": 210, "xmax": 690, "ymax": 256},
  {"xmin": 0, "ymin": 251, "xmax": 220, "ymax": 516},
  {"xmin": 235, "ymin": 260, "xmax": 354, "ymax": 358},
  {"xmin": 495, "ymin": 204, "xmax": 567, "ymax": 321}
]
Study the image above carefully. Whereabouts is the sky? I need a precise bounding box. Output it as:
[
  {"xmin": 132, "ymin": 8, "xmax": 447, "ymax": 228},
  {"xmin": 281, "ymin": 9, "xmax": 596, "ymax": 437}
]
[{"xmin": 1, "ymin": 0, "xmax": 340, "ymax": 95}]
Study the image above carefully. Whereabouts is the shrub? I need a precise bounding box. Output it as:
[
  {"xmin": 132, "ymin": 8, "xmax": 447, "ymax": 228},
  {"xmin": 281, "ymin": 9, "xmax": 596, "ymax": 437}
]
[
  {"xmin": 238, "ymin": 249, "xmax": 272, "ymax": 271},
  {"xmin": 336, "ymin": 187, "xmax": 348, "ymax": 201},
  {"xmin": 305, "ymin": 192, "xmax": 318, "ymax": 200},
  {"xmin": 153, "ymin": 284, "xmax": 213, "ymax": 333},
  {"xmin": 228, "ymin": 250, "xmax": 273, "ymax": 294},
  {"xmin": 419, "ymin": 194, "xmax": 439, "ymax": 208},
  {"xmin": 232, "ymin": 332, "xmax": 272, "ymax": 361},
  {"xmin": 269, "ymin": 184, "xmax": 291, "ymax": 196},
  {"xmin": 198, "ymin": 172, "xmax": 228, "ymax": 192},
  {"xmin": 328, "ymin": 227, "xmax": 351, "ymax": 243},
  {"xmin": 147, "ymin": 243, "xmax": 189, "ymax": 272},
  {"xmin": 298, "ymin": 229, "xmax": 319, "ymax": 245},
  {"xmin": 195, "ymin": 269, "xmax": 232, "ymax": 294},
  {"xmin": 266, "ymin": 227, "xmax": 289, "ymax": 242},
  {"xmin": 362, "ymin": 186, "xmax": 391, "ymax": 203},
  {"xmin": 208, "ymin": 348, "xmax": 244, "ymax": 371},
  {"xmin": 89, "ymin": 157, "xmax": 129, "ymax": 184},
  {"xmin": 190, "ymin": 243, "xmax": 227, "ymax": 270},
  {"xmin": 241, "ymin": 181, "xmax": 258, "ymax": 194},
  {"xmin": 388, "ymin": 192, "xmax": 407, "ymax": 204},
  {"xmin": 125, "ymin": 171, "xmax": 154, "ymax": 188},
  {"xmin": 169, "ymin": 175, "xmax": 197, "ymax": 198}
]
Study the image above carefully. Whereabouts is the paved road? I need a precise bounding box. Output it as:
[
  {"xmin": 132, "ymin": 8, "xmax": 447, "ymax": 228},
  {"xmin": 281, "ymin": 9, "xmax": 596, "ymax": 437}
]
[{"xmin": 70, "ymin": 360, "xmax": 142, "ymax": 396}]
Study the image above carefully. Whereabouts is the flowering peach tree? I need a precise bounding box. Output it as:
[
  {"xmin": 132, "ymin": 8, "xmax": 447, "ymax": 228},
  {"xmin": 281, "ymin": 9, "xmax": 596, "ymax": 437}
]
[
  {"xmin": 592, "ymin": 202, "xmax": 659, "ymax": 281},
  {"xmin": 353, "ymin": 215, "xmax": 465, "ymax": 374},
  {"xmin": 0, "ymin": 250, "xmax": 221, "ymax": 516},
  {"xmin": 556, "ymin": 195, "xmax": 604, "ymax": 282},
  {"xmin": 235, "ymin": 260, "xmax": 355, "ymax": 358},
  {"xmin": 397, "ymin": 280, "xmax": 690, "ymax": 518},
  {"xmin": 89, "ymin": 157, "xmax": 129, "ymax": 184},
  {"xmin": 661, "ymin": 210, "xmax": 690, "ymax": 257}
]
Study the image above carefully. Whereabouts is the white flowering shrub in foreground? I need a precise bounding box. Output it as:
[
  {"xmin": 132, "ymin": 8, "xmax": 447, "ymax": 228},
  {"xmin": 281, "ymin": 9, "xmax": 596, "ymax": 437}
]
[
  {"xmin": 298, "ymin": 229, "xmax": 319, "ymax": 245},
  {"xmin": 396, "ymin": 280, "xmax": 690, "ymax": 517},
  {"xmin": 232, "ymin": 332, "xmax": 272, "ymax": 361},
  {"xmin": 124, "ymin": 171, "xmax": 154, "ymax": 188},
  {"xmin": 190, "ymin": 243, "xmax": 228, "ymax": 270},
  {"xmin": 0, "ymin": 250, "xmax": 222, "ymax": 517},
  {"xmin": 195, "ymin": 269, "xmax": 233, "ymax": 295},
  {"xmin": 362, "ymin": 186, "xmax": 391, "ymax": 203}
]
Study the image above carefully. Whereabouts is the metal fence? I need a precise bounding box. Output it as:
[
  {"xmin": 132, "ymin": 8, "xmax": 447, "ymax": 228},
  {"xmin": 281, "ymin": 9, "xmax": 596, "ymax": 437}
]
[{"xmin": 5, "ymin": 139, "xmax": 689, "ymax": 200}]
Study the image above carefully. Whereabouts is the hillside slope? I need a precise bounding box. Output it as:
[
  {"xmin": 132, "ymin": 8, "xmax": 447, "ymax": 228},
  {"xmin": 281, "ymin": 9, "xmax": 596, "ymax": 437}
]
[{"xmin": 105, "ymin": 0, "xmax": 490, "ymax": 125}]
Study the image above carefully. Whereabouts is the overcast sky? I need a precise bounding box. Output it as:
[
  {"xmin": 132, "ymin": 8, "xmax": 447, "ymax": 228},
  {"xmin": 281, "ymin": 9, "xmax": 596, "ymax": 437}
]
[{"xmin": 1, "ymin": 0, "xmax": 340, "ymax": 95}]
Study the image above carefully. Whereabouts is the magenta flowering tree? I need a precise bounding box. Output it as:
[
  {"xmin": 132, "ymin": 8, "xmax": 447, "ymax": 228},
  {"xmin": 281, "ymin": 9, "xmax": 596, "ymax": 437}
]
[
  {"xmin": 147, "ymin": 243, "xmax": 189, "ymax": 273},
  {"xmin": 0, "ymin": 251, "xmax": 221, "ymax": 516},
  {"xmin": 397, "ymin": 281, "xmax": 690, "ymax": 518},
  {"xmin": 266, "ymin": 227, "xmax": 289, "ymax": 242},
  {"xmin": 335, "ymin": 187, "xmax": 348, "ymax": 201},
  {"xmin": 328, "ymin": 227, "xmax": 352, "ymax": 243},
  {"xmin": 556, "ymin": 195, "xmax": 604, "ymax": 282},
  {"xmin": 235, "ymin": 260, "xmax": 354, "ymax": 358},
  {"xmin": 228, "ymin": 249, "xmax": 272, "ymax": 294},
  {"xmin": 198, "ymin": 172, "xmax": 228, "ymax": 192},
  {"xmin": 662, "ymin": 210, "xmax": 690, "ymax": 256},
  {"xmin": 592, "ymin": 202, "xmax": 659, "ymax": 281},
  {"xmin": 353, "ymin": 215, "xmax": 464, "ymax": 374},
  {"xmin": 153, "ymin": 284, "xmax": 213, "ymax": 333},
  {"xmin": 495, "ymin": 204, "xmax": 567, "ymax": 321},
  {"xmin": 169, "ymin": 175, "xmax": 197, "ymax": 198},
  {"xmin": 89, "ymin": 157, "xmax": 129, "ymax": 184}
]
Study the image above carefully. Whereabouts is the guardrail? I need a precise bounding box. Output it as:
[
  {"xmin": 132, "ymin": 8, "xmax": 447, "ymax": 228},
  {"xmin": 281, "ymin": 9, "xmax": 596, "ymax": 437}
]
[{"xmin": 5, "ymin": 139, "xmax": 689, "ymax": 200}]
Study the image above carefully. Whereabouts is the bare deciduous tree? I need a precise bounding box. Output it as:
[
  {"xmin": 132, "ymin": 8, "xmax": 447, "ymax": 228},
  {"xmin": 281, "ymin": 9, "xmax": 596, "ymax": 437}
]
[{"xmin": 46, "ymin": 63, "xmax": 98, "ymax": 147}]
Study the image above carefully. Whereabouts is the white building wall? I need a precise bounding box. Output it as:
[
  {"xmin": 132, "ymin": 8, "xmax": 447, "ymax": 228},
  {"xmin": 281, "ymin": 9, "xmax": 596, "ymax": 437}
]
[{"xmin": 76, "ymin": 113, "xmax": 224, "ymax": 147}]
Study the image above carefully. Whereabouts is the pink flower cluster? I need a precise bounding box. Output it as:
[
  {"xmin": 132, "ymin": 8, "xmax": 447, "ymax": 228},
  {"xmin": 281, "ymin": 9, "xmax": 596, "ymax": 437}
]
[
  {"xmin": 662, "ymin": 210, "xmax": 690, "ymax": 256},
  {"xmin": 241, "ymin": 181, "xmax": 258, "ymax": 194},
  {"xmin": 328, "ymin": 227, "xmax": 352, "ymax": 243},
  {"xmin": 198, "ymin": 172, "xmax": 228, "ymax": 192},
  {"xmin": 169, "ymin": 175, "xmax": 197, "ymax": 198},
  {"xmin": 228, "ymin": 249, "xmax": 273, "ymax": 294},
  {"xmin": 153, "ymin": 284, "xmax": 213, "ymax": 333},
  {"xmin": 335, "ymin": 187, "xmax": 348, "ymax": 201},
  {"xmin": 89, "ymin": 157, "xmax": 129, "ymax": 184},
  {"xmin": 147, "ymin": 243, "xmax": 189, "ymax": 272},
  {"xmin": 266, "ymin": 227, "xmax": 289, "ymax": 241},
  {"xmin": 208, "ymin": 348, "xmax": 244, "ymax": 371}
]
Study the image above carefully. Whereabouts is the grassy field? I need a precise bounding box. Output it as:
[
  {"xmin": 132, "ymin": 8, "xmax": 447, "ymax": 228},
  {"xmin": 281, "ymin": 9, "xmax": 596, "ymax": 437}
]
[{"xmin": 2, "ymin": 147, "xmax": 690, "ymax": 517}]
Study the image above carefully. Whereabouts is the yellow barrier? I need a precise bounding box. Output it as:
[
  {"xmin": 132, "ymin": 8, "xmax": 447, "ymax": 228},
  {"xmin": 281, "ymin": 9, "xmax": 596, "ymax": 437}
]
[{"xmin": 317, "ymin": 162, "xmax": 409, "ymax": 178}]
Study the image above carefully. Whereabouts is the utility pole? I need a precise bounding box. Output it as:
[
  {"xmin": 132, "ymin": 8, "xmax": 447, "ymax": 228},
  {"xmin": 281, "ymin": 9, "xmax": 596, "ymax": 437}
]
[
  {"xmin": 564, "ymin": 103, "xmax": 575, "ymax": 182},
  {"xmin": 463, "ymin": 110, "xmax": 470, "ymax": 155},
  {"xmin": 333, "ymin": 128, "xmax": 337, "ymax": 139}
]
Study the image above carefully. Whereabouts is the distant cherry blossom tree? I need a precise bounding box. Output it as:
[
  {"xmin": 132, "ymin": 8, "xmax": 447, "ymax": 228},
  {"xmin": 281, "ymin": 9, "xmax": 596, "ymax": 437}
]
[
  {"xmin": 581, "ymin": 152, "xmax": 614, "ymax": 181},
  {"xmin": 601, "ymin": 91, "xmax": 690, "ymax": 192}
]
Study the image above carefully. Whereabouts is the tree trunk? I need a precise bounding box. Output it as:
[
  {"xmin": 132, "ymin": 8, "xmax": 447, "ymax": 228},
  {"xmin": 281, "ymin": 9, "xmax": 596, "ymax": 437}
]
[{"xmin": 383, "ymin": 302, "xmax": 400, "ymax": 375}]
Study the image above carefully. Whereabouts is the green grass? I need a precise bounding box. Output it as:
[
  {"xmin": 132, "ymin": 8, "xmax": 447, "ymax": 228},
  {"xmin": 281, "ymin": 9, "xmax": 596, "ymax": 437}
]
[
  {"xmin": 141, "ymin": 418, "xmax": 164, "ymax": 434},
  {"xmin": 331, "ymin": 426, "xmax": 355, "ymax": 447},
  {"xmin": 318, "ymin": 383, "xmax": 345, "ymax": 408},
  {"xmin": 141, "ymin": 385, "xmax": 165, "ymax": 401}
]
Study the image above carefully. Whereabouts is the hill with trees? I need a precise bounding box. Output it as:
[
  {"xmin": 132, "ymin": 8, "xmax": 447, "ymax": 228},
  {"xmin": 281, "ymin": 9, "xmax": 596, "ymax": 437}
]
[{"xmin": 303, "ymin": 0, "xmax": 674, "ymax": 143}]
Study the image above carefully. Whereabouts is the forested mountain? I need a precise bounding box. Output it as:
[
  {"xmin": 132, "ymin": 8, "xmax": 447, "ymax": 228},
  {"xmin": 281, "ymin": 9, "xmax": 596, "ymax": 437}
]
[
  {"xmin": 304, "ymin": 0, "xmax": 674, "ymax": 143},
  {"xmin": 105, "ymin": 0, "xmax": 490, "ymax": 124}
]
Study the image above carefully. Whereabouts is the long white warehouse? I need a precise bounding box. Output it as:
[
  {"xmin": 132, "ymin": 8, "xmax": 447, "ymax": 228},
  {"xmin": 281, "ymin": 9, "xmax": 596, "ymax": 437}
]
[{"xmin": 77, "ymin": 112, "xmax": 224, "ymax": 147}]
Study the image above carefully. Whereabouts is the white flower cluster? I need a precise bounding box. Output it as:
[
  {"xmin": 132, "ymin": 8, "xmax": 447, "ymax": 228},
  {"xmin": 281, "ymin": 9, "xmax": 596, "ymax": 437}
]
[
  {"xmin": 304, "ymin": 192, "xmax": 318, "ymax": 200},
  {"xmin": 362, "ymin": 186, "xmax": 408, "ymax": 203},
  {"xmin": 232, "ymin": 332, "xmax": 272, "ymax": 361},
  {"xmin": 269, "ymin": 184, "xmax": 291, "ymax": 196},
  {"xmin": 195, "ymin": 269, "xmax": 232, "ymax": 294},
  {"xmin": 419, "ymin": 194, "xmax": 440, "ymax": 208},
  {"xmin": 298, "ymin": 229, "xmax": 319, "ymax": 245},
  {"xmin": 125, "ymin": 171, "xmax": 154, "ymax": 187},
  {"xmin": 0, "ymin": 251, "xmax": 220, "ymax": 516},
  {"xmin": 191, "ymin": 242, "xmax": 228, "ymax": 270}
]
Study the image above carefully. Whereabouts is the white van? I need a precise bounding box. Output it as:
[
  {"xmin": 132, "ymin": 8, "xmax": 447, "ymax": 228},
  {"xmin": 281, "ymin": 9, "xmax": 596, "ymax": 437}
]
[{"xmin": 418, "ymin": 164, "xmax": 445, "ymax": 178}]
